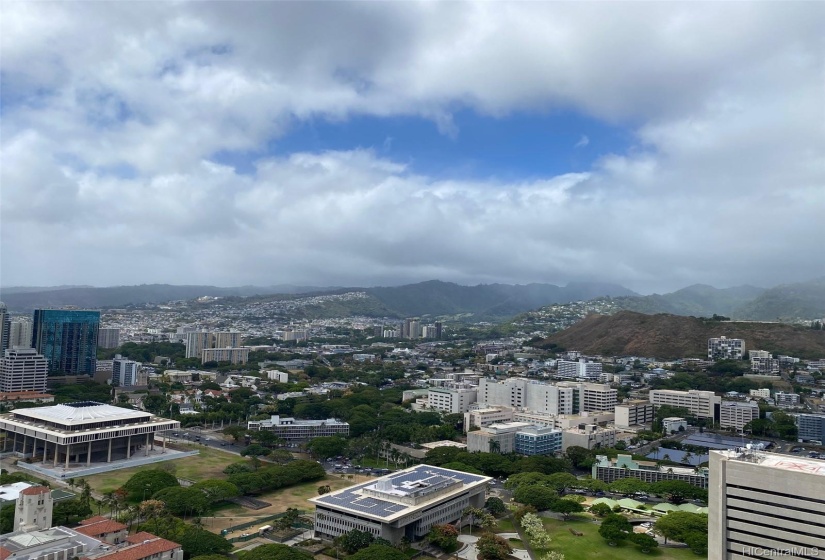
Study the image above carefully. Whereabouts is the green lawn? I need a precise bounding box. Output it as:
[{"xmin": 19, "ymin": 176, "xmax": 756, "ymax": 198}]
[
  {"xmin": 507, "ymin": 538, "xmax": 525, "ymax": 549},
  {"xmin": 539, "ymin": 517, "xmax": 705, "ymax": 560},
  {"xmin": 84, "ymin": 445, "xmax": 242, "ymax": 494},
  {"xmin": 495, "ymin": 518, "xmax": 516, "ymax": 532}
]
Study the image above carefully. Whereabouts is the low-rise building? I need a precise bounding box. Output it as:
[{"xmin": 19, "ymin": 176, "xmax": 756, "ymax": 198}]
[
  {"xmin": 466, "ymin": 422, "xmax": 528, "ymax": 454},
  {"xmin": 89, "ymin": 532, "xmax": 183, "ymax": 560},
  {"xmin": 463, "ymin": 405, "xmax": 514, "ymax": 432},
  {"xmin": 309, "ymin": 465, "xmax": 491, "ymax": 543},
  {"xmin": 749, "ymin": 388, "xmax": 771, "ymax": 399},
  {"xmin": 514, "ymin": 425, "xmax": 562, "ymax": 456},
  {"xmin": 592, "ymin": 454, "xmax": 708, "ymax": 488},
  {"xmin": 75, "ymin": 516, "xmax": 128, "ymax": 545},
  {"xmin": 0, "ymin": 526, "xmax": 106, "ymax": 560},
  {"xmin": 662, "ymin": 417, "xmax": 687, "ymax": 434},
  {"xmin": 775, "ymin": 392, "xmax": 801, "ymax": 408},
  {"xmin": 247, "ymin": 415, "xmax": 349, "ymax": 441},
  {"xmin": 562, "ymin": 424, "xmax": 617, "ymax": 451},
  {"xmin": 796, "ymin": 413, "xmax": 825, "ymax": 443}
]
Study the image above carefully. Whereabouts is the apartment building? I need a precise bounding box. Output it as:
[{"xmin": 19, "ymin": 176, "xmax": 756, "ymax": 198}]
[
  {"xmin": 749, "ymin": 350, "xmax": 772, "ymax": 360},
  {"xmin": 719, "ymin": 401, "xmax": 759, "ymax": 431},
  {"xmin": 427, "ymin": 387, "xmax": 478, "ymax": 413},
  {"xmin": 9, "ymin": 319, "xmax": 33, "ymax": 349},
  {"xmin": 614, "ymin": 400, "xmax": 655, "ymax": 428},
  {"xmin": 749, "ymin": 388, "xmax": 771, "ymax": 399},
  {"xmin": 593, "ymin": 454, "xmax": 709, "ymax": 488},
  {"xmin": 247, "ymin": 415, "xmax": 349, "ymax": 441},
  {"xmin": 97, "ymin": 328, "xmax": 121, "ymax": 349},
  {"xmin": 775, "ymin": 392, "xmax": 801, "ymax": 408},
  {"xmin": 112, "ymin": 355, "xmax": 142, "ymax": 387},
  {"xmin": 796, "ymin": 413, "xmax": 825, "ymax": 443},
  {"xmin": 201, "ymin": 347, "xmax": 249, "ymax": 364},
  {"xmin": 556, "ymin": 359, "xmax": 603, "ymax": 380},
  {"xmin": 751, "ymin": 357, "xmax": 780, "ymax": 374},
  {"xmin": 708, "ymin": 449, "xmax": 825, "ymax": 558},
  {"xmin": 708, "ymin": 336, "xmax": 746, "ymax": 360},
  {"xmin": 649, "ymin": 389, "xmax": 722, "ymax": 421}
]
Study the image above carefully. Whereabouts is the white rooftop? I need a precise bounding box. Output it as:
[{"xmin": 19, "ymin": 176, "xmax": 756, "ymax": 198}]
[
  {"xmin": 752, "ymin": 454, "xmax": 825, "ymax": 477},
  {"xmin": 12, "ymin": 402, "xmax": 151, "ymax": 425},
  {"xmin": 0, "ymin": 482, "xmax": 33, "ymax": 502}
]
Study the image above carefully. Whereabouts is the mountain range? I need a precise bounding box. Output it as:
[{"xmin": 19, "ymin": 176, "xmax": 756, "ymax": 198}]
[{"xmin": 1, "ymin": 277, "xmax": 824, "ymax": 322}]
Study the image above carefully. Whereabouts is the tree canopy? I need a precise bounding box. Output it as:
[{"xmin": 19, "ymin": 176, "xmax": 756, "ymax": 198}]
[{"xmin": 123, "ymin": 469, "xmax": 180, "ymax": 501}]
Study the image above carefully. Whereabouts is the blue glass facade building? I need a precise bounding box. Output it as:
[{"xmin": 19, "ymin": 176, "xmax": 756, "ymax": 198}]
[
  {"xmin": 32, "ymin": 309, "xmax": 100, "ymax": 374},
  {"xmin": 514, "ymin": 426, "xmax": 562, "ymax": 456}
]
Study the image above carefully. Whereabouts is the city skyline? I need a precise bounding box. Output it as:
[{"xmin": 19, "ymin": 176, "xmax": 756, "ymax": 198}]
[{"xmin": 1, "ymin": 2, "xmax": 823, "ymax": 293}]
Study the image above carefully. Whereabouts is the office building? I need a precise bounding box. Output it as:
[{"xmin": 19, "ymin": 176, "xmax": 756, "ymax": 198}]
[
  {"xmin": 708, "ymin": 336, "xmax": 745, "ymax": 360},
  {"xmin": 0, "ymin": 402, "xmax": 179, "ymax": 467},
  {"xmin": 0, "ymin": 348, "xmax": 48, "ymax": 394},
  {"xmin": 9, "ymin": 319, "xmax": 33, "ymax": 349},
  {"xmin": 427, "ymin": 387, "xmax": 477, "ymax": 414},
  {"xmin": 247, "ymin": 415, "xmax": 349, "ymax": 441},
  {"xmin": 615, "ymin": 400, "xmax": 655, "ymax": 428},
  {"xmin": 97, "ymin": 328, "xmax": 121, "ymax": 349},
  {"xmin": 796, "ymin": 413, "xmax": 825, "ymax": 443},
  {"xmin": 775, "ymin": 392, "xmax": 801, "ymax": 408},
  {"xmin": 562, "ymin": 424, "xmax": 617, "ymax": 451},
  {"xmin": 649, "ymin": 389, "xmax": 721, "ymax": 421},
  {"xmin": 14, "ymin": 485, "xmax": 53, "ymax": 532},
  {"xmin": 201, "ymin": 347, "xmax": 249, "ymax": 364},
  {"xmin": 478, "ymin": 378, "xmax": 614, "ymax": 415},
  {"xmin": 32, "ymin": 309, "xmax": 100, "ymax": 374},
  {"xmin": 556, "ymin": 359, "xmax": 603, "ymax": 380},
  {"xmin": 708, "ymin": 449, "xmax": 825, "ymax": 558},
  {"xmin": 577, "ymin": 383, "xmax": 618, "ymax": 412},
  {"xmin": 592, "ymin": 454, "xmax": 708, "ymax": 488},
  {"xmin": 662, "ymin": 417, "xmax": 688, "ymax": 434},
  {"xmin": 467, "ymin": 422, "xmax": 528, "ymax": 454},
  {"xmin": 0, "ymin": 303, "xmax": 10, "ymax": 354},
  {"xmin": 112, "ymin": 355, "xmax": 141, "ymax": 387},
  {"xmin": 463, "ymin": 405, "xmax": 514, "ymax": 432},
  {"xmin": 310, "ymin": 465, "xmax": 491, "ymax": 543},
  {"xmin": 514, "ymin": 425, "xmax": 562, "ymax": 456},
  {"xmin": 719, "ymin": 401, "xmax": 759, "ymax": 431},
  {"xmin": 478, "ymin": 378, "xmax": 529, "ymax": 409}
]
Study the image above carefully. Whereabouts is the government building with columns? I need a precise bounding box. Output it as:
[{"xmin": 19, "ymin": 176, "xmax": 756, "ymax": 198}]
[{"xmin": 0, "ymin": 401, "xmax": 179, "ymax": 468}]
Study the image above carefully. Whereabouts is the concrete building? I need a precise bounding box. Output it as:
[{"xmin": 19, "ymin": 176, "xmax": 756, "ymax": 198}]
[
  {"xmin": 614, "ymin": 400, "xmax": 655, "ymax": 428},
  {"xmin": 708, "ymin": 336, "xmax": 745, "ymax": 360},
  {"xmin": 592, "ymin": 454, "xmax": 709, "ymax": 488},
  {"xmin": 9, "ymin": 320, "xmax": 33, "ymax": 350},
  {"xmin": 463, "ymin": 405, "xmax": 514, "ymax": 432},
  {"xmin": 247, "ymin": 415, "xmax": 349, "ymax": 441},
  {"xmin": 32, "ymin": 309, "xmax": 100, "ymax": 375},
  {"xmin": 556, "ymin": 359, "xmax": 603, "ymax": 380},
  {"xmin": 266, "ymin": 370, "xmax": 289, "ymax": 383},
  {"xmin": 775, "ymin": 392, "xmax": 801, "ymax": 408},
  {"xmin": 184, "ymin": 332, "xmax": 211, "ymax": 359},
  {"xmin": 0, "ymin": 526, "xmax": 107, "ymax": 560},
  {"xmin": 310, "ymin": 465, "xmax": 491, "ymax": 543},
  {"xmin": 749, "ymin": 388, "xmax": 771, "ymax": 399},
  {"xmin": 561, "ymin": 424, "xmax": 617, "ymax": 451},
  {"xmin": 577, "ymin": 383, "xmax": 617, "ymax": 412},
  {"xmin": 14, "ymin": 485, "xmax": 53, "ymax": 532},
  {"xmin": 97, "ymin": 328, "xmax": 121, "ymax": 349},
  {"xmin": 427, "ymin": 387, "xmax": 477, "ymax": 414},
  {"xmin": 89, "ymin": 532, "xmax": 183, "ymax": 560},
  {"xmin": 466, "ymin": 422, "xmax": 527, "ymax": 454},
  {"xmin": 74, "ymin": 516, "xmax": 129, "ymax": 545},
  {"xmin": 478, "ymin": 378, "xmax": 528, "ymax": 409},
  {"xmin": 796, "ymin": 413, "xmax": 825, "ymax": 443},
  {"xmin": 708, "ymin": 449, "xmax": 825, "ymax": 558},
  {"xmin": 0, "ymin": 402, "xmax": 179, "ymax": 467},
  {"xmin": 514, "ymin": 425, "xmax": 562, "ymax": 456},
  {"xmin": 478, "ymin": 378, "xmax": 615, "ymax": 415},
  {"xmin": 751, "ymin": 357, "xmax": 780, "ymax": 374},
  {"xmin": 0, "ymin": 303, "xmax": 10, "ymax": 354},
  {"xmin": 0, "ymin": 348, "xmax": 48, "ymax": 393},
  {"xmin": 662, "ymin": 417, "xmax": 688, "ymax": 434},
  {"xmin": 213, "ymin": 332, "xmax": 242, "ymax": 349},
  {"xmin": 201, "ymin": 347, "xmax": 249, "ymax": 365},
  {"xmin": 112, "ymin": 355, "xmax": 141, "ymax": 387},
  {"xmin": 749, "ymin": 350, "xmax": 771, "ymax": 360},
  {"xmin": 719, "ymin": 401, "xmax": 759, "ymax": 431},
  {"xmin": 649, "ymin": 389, "xmax": 722, "ymax": 421}
]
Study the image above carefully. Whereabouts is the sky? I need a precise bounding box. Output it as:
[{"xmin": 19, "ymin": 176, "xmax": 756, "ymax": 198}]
[{"xmin": 1, "ymin": 2, "xmax": 823, "ymax": 294}]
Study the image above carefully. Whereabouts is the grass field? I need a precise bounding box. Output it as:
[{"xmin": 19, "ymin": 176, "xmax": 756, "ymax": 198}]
[
  {"xmin": 539, "ymin": 517, "xmax": 704, "ymax": 560},
  {"xmin": 507, "ymin": 538, "xmax": 525, "ymax": 549},
  {"xmin": 84, "ymin": 445, "xmax": 242, "ymax": 494},
  {"xmin": 495, "ymin": 518, "xmax": 516, "ymax": 532}
]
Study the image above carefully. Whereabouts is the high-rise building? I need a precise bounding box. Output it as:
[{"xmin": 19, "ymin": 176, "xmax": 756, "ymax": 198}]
[
  {"xmin": 185, "ymin": 332, "xmax": 211, "ymax": 359},
  {"xmin": 556, "ymin": 359, "xmax": 603, "ymax": 380},
  {"xmin": 201, "ymin": 347, "xmax": 249, "ymax": 364},
  {"xmin": 9, "ymin": 319, "xmax": 33, "ymax": 349},
  {"xmin": 0, "ymin": 348, "xmax": 48, "ymax": 393},
  {"xmin": 0, "ymin": 302, "xmax": 11, "ymax": 354},
  {"xmin": 708, "ymin": 336, "xmax": 746, "ymax": 360},
  {"xmin": 32, "ymin": 309, "xmax": 100, "ymax": 375},
  {"xmin": 213, "ymin": 331, "xmax": 242, "ymax": 348},
  {"xmin": 708, "ymin": 449, "xmax": 825, "ymax": 558},
  {"xmin": 649, "ymin": 389, "xmax": 722, "ymax": 421},
  {"xmin": 718, "ymin": 401, "xmax": 759, "ymax": 430},
  {"xmin": 435, "ymin": 321, "xmax": 443, "ymax": 339},
  {"xmin": 112, "ymin": 354, "xmax": 142, "ymax": 387},
  {"xmin": 97, "ymin": 328, "xmax": 121, "ymax": 349},
  {"xmin": 427, "ymin": 387, "xmax": 478, "ymax": 413}
]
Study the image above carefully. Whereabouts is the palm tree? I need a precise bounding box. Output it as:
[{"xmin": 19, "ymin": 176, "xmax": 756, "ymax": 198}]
[{"xmin": 489, "ymin": 440, "xmax": 501, "ymax": 454}]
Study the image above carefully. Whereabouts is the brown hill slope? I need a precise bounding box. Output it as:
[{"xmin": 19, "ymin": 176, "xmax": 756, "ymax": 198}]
[{"xmin": 541, "ymin": 311, "xmax": 825, "ymax": 360}]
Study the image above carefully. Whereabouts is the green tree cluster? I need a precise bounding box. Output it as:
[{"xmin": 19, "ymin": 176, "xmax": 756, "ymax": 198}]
[{"xmin": 226, "ymin": 460, "xmax": 325, "ymax": 495}]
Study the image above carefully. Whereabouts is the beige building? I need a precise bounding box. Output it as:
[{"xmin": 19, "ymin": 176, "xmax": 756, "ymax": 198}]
[
  {"xmin": 201, "ymin": 347, "xmax": 249, "ymax": 364},
  {"xmin": 709, "ymin": 449, "xmax": 825, "ymax": 558},
  {"xmin": 615, "ymin": 400, "xmax": 655, "ymax": 428},
  {"xmin": 427, "ymin": 387, "xmax": 477, "ymax": 414},
  {"xmin": 464, "ymin": 405, "xmax": 514, "ymax": 432},
  {"xmin": 719, "ymin": 401, "xmax": 760, "ymax": 430},
  {"xmin": 0, "ymin": 348, "xmax": 48, "ymax": 394},
  {"xmin": 15, "ymin": 485, "xmax": 53, "ymax": 532},
  {"xmin": 466, "ymin": 422, "xmax": 531, "ymax": 453},
  {"xmin": 562, "ymin": 424, "xmax": 617, "ymax": 451},
  {"xmin": 649, "ymin": 389, "xmax": 721, "ymax": 420}
]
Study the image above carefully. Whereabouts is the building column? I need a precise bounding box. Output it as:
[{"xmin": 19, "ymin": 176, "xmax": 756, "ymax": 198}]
[
  {"xmin": 13, "ymin": 432, "xmax": 18, "ymax": 453},
  {"xmin": 126, "ymin": 436, "xmax": 131, "ymax": 458},
  {"xmin": 3, "ymin": 432, "xmax": 8, "ymax": 452},
  {"xmin": 43, "ymin": 440, "xmax": 48, "ymax": 463},
  {"xmin": 144, "ymin": 433, "xmax": 150, "ymax": 456},
  {"xmin": 87, "ymin": 442, "xmax": 92, "ymax": 466},
  {"xmin": 108, "ymin": 439, "xmax": 112, "ymax": 463},
  {"xmin": 54, "ymin": 444, "xmax": 59, "ymax": 467},
  {"xmin": 162, "ymin": 436, "xmax": 166, "ymax": 454},
  {"xmin": 150, "ymin": 434, "xmax": 154, "ymax": 451},
  {"xmin": 22, "ymin": 435, "xmax": 27, "ymax": 456},
  {"xmin": 65, "ymin": 443, "xmax": 70, "ymax": 468}
]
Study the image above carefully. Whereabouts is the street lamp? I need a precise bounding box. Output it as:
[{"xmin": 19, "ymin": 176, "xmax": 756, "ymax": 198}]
[{"xmin": 142, "ymin": 484, "xmax": 150, "ymax": 502}]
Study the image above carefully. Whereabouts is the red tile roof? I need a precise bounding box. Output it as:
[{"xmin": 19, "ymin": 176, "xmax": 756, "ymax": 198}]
[
  {"xmin": 75, "ymin": 519, "xmax": 127, "ymax": 537},
  {"xmin": 81, "ymin": 516, "xmax": 109, "ymax": 524},
  {"xmin": 125, "ymin": 532, "xmax": 157, "ymax": 544},
  {"xmin": 20, "ymin": 486, "xmax": 50, "ymax": 495},
  {"xmin": 0, "ymin": 546, "xmax": 12, "ymax": 560},
  {"xmin": 94, "ymin": 537, "xmax": 180, "ymax": 560}
]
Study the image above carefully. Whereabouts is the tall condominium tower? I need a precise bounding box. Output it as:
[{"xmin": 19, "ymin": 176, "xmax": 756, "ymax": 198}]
[
  {"xmin": 0, "ymin": 348, "xmax": 48, "ymax": 393},
  {"xmin": 0, "ymin": 303, "xmax": 10, "ymax": 354},
  {"xmin": 32, "ymin": 309, "xmax": 100, "ymax": 374}
]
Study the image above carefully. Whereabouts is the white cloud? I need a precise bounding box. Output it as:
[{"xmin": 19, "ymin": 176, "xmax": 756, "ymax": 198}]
[
  {"xmin": 1, "ymin": 1, "xmax": 823, "ymax": 292},
  {"xmin": 574, "ymin": 135, "xmax": 589, "ymax": 148}
]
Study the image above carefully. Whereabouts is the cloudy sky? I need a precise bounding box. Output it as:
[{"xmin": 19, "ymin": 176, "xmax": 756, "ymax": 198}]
[{"xmin": 1, "ymin": 2, "xmax": 823, "ymax": 294}]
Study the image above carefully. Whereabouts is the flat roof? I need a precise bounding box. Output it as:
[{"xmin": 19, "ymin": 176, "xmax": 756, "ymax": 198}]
[
  {"xmin": 310, "ymin": 465, "xmax": 491, "ymax": 522},
  {"xmin": 12, "ymin": 402, "xmax": 151, "ymax": 426},
  {"xmin": 748, "ymin": 454, "xmax": 825, "ymax": 477},
  {"xmin": 682, "ymin": 433, "xmax": 770, "ymax": 450}
]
